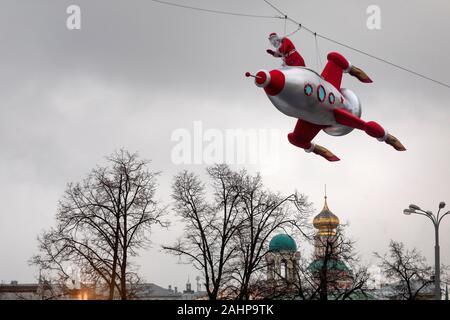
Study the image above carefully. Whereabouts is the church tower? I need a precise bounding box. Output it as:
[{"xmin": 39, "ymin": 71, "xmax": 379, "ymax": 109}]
[
  {"xmin": 312, "ymin": 190, "xmax": 340, "ymax": 258},
  {"xmin": 309, "ymin": 188, "xmax": 352, "ymax": 290},
  {"xmin": 183, "ymin": 277, "xmax": 194, "ymax": 294}
]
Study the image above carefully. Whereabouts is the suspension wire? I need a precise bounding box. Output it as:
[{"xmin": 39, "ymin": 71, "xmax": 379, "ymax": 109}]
[
  {"xmin": 285, "ymin": 25, "xmax": 302, "ymax": 38},
  {"xmin": 317, "ymin": 33, "xmax": 450, "ymax": 89},
  {"xmin": 314, "ymin": 33, "xmax": 324, "ymax": 87},
  {"xmin": 150, "ymin": 0, "xmax": 283, "ymax": 19},
  {"xmin": 148, "ymin": 0, "xmax": 449, "ymax": 89},
  {"xmin": 263, "ymin": 0, "xmax": 450, "ymax": 89},
  {"xmin": 314, "ymin": 33, "xmax": 323, "ymax": 71},
  {"xmin": 262, "ymin": 0, "xmax": 285, "ymax": 16}
]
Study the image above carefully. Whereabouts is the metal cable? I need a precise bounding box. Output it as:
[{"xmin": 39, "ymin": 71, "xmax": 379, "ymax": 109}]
[
  {"xmin": 150, "ymin": 0, "xmax": 450, "ymax": 89},
  {"xmin": 263, "ymin": 0, "xmax": 450, "ymax": 89},
  {"xmin": 151, "ymin": 0, "xmax": 283, "ymax": 19}
]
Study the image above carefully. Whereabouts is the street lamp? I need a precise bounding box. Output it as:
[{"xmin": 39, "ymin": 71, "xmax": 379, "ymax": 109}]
[
  {"xmin": 409, "ymin": 204, "xmax": 421, "ymax": 211},
  {"xmin": 403, "ymin": 202, "xmax": 449, "ymax": 300},
  {"xmin": 403, "ymin": 209, "xmax": 412, "ymax": 215}
]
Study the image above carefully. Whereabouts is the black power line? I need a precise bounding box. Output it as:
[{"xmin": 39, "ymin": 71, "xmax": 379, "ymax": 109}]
[
  {"xmin": 317, "ymin": 33, "xmax": 450, "ymax": 89},
  {"xmin": 151, "ymin": 0, "xmax": 282, "ymax": 19},
  {"xmin": 149, "ymin": 0, "xmax": 449, "ymax": 89}
]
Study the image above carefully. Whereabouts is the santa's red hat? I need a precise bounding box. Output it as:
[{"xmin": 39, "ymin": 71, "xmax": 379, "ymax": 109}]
[{"xmin": 269, "ymin": 32, "xmax": 277, "ymax": 38}]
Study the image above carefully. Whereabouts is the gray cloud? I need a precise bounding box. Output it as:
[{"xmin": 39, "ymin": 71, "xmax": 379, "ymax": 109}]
[{"xmin": 0, "ymin": 0, "xmax": 449, "ymax": 289}]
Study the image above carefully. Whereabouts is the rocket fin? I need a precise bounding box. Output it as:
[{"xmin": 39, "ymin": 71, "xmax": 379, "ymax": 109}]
[
  {"xmin": 321, "ymin": 52, "xmax": 348, "ymax": 90},
  {"xmin": 321, "ymin": 52, "xmax": 372, "ymax": 87},
  {"xmin": 288, "ymin": 119, "xmax": 324, "ymax": 150},
  {"xmin": 287, "ymin": 119, "xmax": 340, "ymax": 162}
]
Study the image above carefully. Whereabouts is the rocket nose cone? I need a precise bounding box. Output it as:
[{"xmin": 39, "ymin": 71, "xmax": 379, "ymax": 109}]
[
  {"xmin": 255, "ymin": 70, "xmax": 271, "ymax": 87},
  {"xmin": 254, "ymin": 69, "xmax": 285, "ymax": 96}
]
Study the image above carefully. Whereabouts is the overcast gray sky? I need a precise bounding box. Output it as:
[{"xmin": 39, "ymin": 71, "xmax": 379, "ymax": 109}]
[{"xmin": 0, "ymin": 0, "xmax": 449, "ymax": 290}]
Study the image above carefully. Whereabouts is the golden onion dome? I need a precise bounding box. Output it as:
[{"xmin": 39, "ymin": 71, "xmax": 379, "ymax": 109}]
[{"xmin": 313, "ymin": 195, "xmax": 339, "ymax": 236}]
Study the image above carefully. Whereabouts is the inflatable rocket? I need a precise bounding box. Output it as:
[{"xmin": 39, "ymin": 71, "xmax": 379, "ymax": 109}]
[{"xmin": 246, "ymin": 51, "xmax": 406, "ymax": 161}]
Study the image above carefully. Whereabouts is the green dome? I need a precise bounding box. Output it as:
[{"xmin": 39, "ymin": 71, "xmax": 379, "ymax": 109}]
[{"xmin": 269, "ymin": 234, "xmax": 297, "ymax": 252}]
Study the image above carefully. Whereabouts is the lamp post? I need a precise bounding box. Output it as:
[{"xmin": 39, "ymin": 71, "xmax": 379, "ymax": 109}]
[{"xmin": 403, "ymin": 202, "xmax": 449, "ymax": 300}]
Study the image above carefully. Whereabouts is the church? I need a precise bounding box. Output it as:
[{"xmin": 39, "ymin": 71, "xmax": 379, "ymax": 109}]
[{"xmin": 265, "ymin": 192, "xmax": 355, "ymax": 298}]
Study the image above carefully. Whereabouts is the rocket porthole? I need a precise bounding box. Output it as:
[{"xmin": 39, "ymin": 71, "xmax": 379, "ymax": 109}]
[
  {"xmin": 329, "ymin": 93, "xmax": 335, "ymax": 104},
  {"xmin": 304, "ymin": 84, "xmax": 313, "ymax": 96},
  {"xmin": 317, "ymin": 85, "xmax": 326, "ymax": 102}
]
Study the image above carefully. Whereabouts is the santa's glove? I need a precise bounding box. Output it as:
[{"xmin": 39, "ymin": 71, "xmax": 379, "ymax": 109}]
[{"xmin": 266, "ymin": 49, "xmax": 275, "ymax": 56}]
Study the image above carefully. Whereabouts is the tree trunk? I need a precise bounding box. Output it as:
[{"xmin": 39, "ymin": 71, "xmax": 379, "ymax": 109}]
[{"xmin": 108, "ymin": 220, "xmax": 120, "ymax": 300}]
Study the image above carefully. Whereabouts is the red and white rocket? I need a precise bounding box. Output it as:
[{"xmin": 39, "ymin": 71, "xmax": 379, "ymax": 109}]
[{"xmin": 246, "ymin": 51, "xmax": 406, "ymax": 161}]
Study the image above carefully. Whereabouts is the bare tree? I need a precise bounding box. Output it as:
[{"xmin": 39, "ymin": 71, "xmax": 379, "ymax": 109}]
[
  {"xmin": 31, "ymin": 150, "xmax": 167, "ymax": 300},
  {"xmin": 308, "ymin": 226, "xmax": 369, "ymax": 300},
  {"xmin": 229, "ymin": 173, "xmax": 311, "ymax": 300},
  {"xmin": 163, "ymin": 165, "xmax": 242, "ymax": 300},
  {"xmin": 374, "ymin": 240, "xmax": 434, "ymax": 300},
  {"xmin": 264, "ymin": 226, "xmax": 370, "ymax": 300}
]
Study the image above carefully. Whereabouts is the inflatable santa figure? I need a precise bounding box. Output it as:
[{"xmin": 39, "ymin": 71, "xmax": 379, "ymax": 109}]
[{"xmin": 267, "ymin": 32, "xmax": 305, "ymax": 67}]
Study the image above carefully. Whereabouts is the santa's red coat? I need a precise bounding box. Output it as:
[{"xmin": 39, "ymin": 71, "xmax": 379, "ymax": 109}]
[{"xmin": 269, "ymin": 37, "xmax": 305, "ymax": 67}]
